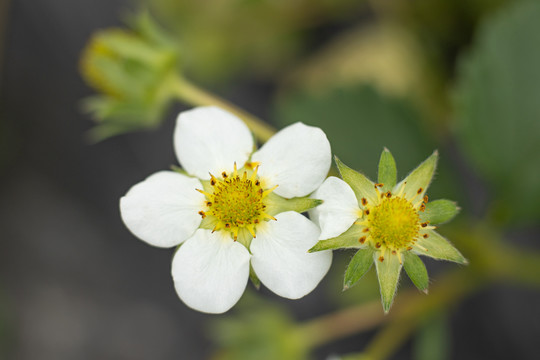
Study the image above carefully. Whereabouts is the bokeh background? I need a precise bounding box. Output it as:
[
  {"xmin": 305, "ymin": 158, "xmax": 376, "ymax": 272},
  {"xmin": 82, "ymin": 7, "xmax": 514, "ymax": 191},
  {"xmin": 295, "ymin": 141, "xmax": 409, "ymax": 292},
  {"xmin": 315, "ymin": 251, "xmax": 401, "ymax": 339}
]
[{"xmin": 1, "ymin": 0, "xmax": 540, "ymax": 359}]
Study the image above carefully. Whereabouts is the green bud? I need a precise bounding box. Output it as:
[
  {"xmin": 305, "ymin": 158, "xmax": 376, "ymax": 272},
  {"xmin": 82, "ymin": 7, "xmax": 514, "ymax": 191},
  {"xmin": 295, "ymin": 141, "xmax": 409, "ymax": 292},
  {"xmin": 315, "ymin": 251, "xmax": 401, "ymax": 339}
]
[{"xmin": 80, "ymin": 12, "xmax": 181, "ymax": 140}]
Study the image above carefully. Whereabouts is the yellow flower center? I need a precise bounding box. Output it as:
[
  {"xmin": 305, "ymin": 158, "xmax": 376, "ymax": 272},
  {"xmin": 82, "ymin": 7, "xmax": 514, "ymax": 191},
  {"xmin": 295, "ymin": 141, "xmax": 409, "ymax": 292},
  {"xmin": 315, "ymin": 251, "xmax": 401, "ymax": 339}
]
[
  {"xmin": 197, "ymin": 163, "xmax": 276, "ymax": 240},
  {"xmin": 357, "ymin": 183, "xmax": 434, "ymax": 263},
  {"xmin": 368, "ymin": 197, "xmax": 419, "ymax": 250}
]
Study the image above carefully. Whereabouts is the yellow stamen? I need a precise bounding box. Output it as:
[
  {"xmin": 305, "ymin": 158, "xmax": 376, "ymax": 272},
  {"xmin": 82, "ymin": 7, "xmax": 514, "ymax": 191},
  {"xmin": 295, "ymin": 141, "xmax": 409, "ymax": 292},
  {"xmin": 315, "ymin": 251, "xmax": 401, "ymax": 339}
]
[{"xmin": 199, "ymin": 164, "xmax": 277, "ymax": 241}]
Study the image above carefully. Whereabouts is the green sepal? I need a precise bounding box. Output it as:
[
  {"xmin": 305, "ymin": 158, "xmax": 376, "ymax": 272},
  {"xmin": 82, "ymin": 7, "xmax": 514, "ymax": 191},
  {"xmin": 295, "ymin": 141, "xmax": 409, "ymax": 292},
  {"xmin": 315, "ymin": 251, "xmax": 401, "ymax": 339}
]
[
  {"xmin": 399, "ymin": 151, "xmax": 438, "ymax": 199},
  {"xmin": 420, "ymin": 199, "xmax": 460, "ymax": 225},
  {"xmin": 309, "ymin": 223, "xmax": 366, "ymax": 252},
  {"xmin": 200, "ymin": 179, "xmax": 213, "ymax": 193},
  {"xmin": 378, "ymin": 147, "xmax": 397, "ymax": 192},
  {"xmin": 403, "ymin": 252, "xmax": 429, "ymax": 293},
  {"xmin": 249, "ymin": 265, "xmax": 261, "ymax": 290},
  {"xmin": 334, "ymin": 156, "xmax": 377, "ymax": 205},
  {"xmin": 264, "ymin": 192, "xmax": 323, "ymax": 216},
  {"xmin": 236, "ymin": 228, "xmax": 254, "ymax": 249},
  {"xmin": 170, "ymin": 165, "xmax": 188, "ymax": 175},
  {"xmin": 344, "ymin": 248, "xmax": 374, "ymax": 290},
  {"xmin": 199, "ymin": 215, "xmax": 217, "ymax": 230},
  {"xmin": 375, "ymin": 250, "xmax": 402, "ymax": 313},
  {"xmin": 415, "ymin": 230, "xmax": 468, "ymax": 265}
]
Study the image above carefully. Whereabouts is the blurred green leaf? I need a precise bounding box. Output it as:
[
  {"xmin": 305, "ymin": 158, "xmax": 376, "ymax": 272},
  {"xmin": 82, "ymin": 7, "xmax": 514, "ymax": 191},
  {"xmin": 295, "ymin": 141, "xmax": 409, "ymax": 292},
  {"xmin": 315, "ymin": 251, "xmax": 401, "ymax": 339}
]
[
  {"xmin": 454, "ymin": 0, "xmax": 540, "ymax": 223},
  {"xmin": 413, "ymin": 311, "xmax": 450, "ymax": 360},
  {"xmin": 147, "ymin": 0, "xmax": 362, "ymax": 83},
  {"xmin": 275, "ymin": 85, "xmax": 432, "ymax": 181},
  {"xmin": 211, "ymin": 294, "xmax": 308, "ymax": 360},
  {"xmin": 275, "ymin": 84, "xmax": 462, "ymax": 204}
]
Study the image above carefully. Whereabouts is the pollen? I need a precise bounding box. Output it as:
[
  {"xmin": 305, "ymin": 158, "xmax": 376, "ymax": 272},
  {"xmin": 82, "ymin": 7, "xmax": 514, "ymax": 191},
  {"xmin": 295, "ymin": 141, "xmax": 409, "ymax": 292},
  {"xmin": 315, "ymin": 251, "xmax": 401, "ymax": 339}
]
[
  {"xmin": 359, "ymin": 184, "xmax": 431, "ymax": 263},
  {"xmin": 197, "ymin": 165, "xmax": 276, "ymax": 240},
  {"xmin": 368, "ymin": 196, "xmax": 419, "ymax": 250}
]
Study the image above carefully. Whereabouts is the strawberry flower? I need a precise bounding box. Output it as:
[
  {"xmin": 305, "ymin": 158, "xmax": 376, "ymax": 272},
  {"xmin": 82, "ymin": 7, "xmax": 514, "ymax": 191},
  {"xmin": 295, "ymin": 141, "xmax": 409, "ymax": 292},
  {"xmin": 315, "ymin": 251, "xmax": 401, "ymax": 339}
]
[{"xmin": 120, "ymin": 106, "xmax": 332, "ymax": 313}]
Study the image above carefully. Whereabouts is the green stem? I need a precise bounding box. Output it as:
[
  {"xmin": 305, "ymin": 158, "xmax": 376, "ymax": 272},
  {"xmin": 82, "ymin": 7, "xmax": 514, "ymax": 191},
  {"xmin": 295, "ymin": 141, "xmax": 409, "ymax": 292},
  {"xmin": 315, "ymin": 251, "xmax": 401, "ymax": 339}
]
[
  {"xmin": 363, "ymin": 270, "xmax": 479, "ymax": 360},
  {"xmin": 172, "ymin": 76, "xmax": 276, "ymax": 143},
  {"xmin": 299, "ymin": 300, "xmax": 387, "ymax": 348},
  {"xmin": 296, "ymin": 221, "xmax": 540, "ymax": 359}
]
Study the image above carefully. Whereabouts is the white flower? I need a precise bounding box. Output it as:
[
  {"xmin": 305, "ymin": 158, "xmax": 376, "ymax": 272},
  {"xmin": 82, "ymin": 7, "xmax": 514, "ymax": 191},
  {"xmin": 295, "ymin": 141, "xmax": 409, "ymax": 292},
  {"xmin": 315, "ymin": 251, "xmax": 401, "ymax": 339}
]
[{"xmin": 120, "ymin": 106, "xmax": 333, "ymax": 314}]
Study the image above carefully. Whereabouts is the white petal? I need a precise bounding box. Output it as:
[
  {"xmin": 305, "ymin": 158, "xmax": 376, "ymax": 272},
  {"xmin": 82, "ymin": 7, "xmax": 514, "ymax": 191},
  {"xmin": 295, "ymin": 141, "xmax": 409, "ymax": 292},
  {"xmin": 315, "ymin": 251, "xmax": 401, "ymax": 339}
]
[
  {"xmin": 173, "ymin": 106, "xmax": 254, "ymax": 180},
  {"xmin": 251, "ymin": 122, "xmax": 331, "ymax": 198},
  {"xmin": 120, "ymin": 171, "xmax": 205, "ymax": 248},
  {"xmin": 309, "ymin": 177, "xmax": 361, "ymax": 240},
  {"xmin": 171, "ymin": 229, "xmax": 251, "ymax": 314},
  {"xmin": 251, "ymin": 212, "xmax": 332, "ymax": 299}
]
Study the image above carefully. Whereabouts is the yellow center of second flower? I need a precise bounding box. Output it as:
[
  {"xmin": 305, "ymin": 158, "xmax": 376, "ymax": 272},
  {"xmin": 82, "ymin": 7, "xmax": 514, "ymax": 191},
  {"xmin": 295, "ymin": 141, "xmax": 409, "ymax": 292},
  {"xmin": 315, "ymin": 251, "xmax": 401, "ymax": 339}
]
[
  {"xmin": 197, "ymin": 163, "xmax": 277, "ymax": 240},
  {"xmin": 357, "ymin": 183, "xmax": 435, "ymax": 263},
  {"xmin": 368, "ymin": 196, "xmax": 419, "ymax": 250}
]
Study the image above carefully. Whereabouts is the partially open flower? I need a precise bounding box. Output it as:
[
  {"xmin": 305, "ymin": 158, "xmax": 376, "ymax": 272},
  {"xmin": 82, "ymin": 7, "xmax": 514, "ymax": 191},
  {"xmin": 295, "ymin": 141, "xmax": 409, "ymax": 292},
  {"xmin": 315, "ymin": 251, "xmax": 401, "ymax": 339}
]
[
  {"xmin": 309, "ymin": 148, "xmax": 466, "ymax": 313},
  {"xmin": 120, "ymin": 106, "xmax": 332, "ymax": 313}
]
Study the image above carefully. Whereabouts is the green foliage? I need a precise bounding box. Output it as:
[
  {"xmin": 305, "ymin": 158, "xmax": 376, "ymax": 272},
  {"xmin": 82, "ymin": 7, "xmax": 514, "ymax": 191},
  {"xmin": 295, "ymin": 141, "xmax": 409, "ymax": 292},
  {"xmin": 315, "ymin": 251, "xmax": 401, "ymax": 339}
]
[
  {"xmin": 413, "ymin": 312, "xmax": 451, "ymax": 360},
  {"xmin": 326, "ymin": 253, "xmax": 382, "ymax": 307},
  {"xmin": 211, "ymin": 295, "xmax": 308, "ymax": 360},
  {"xmin": 80, "ymin": 12, "xmax": 181, "ymax": 140},
  {"xmin": 454, "ymin": 0, "xmax": 540, "ymax": 223},
  {"xmin": 377, "ymin": 148, "xmax": 397, "ymax": 192},
  {"xmin": 420, "ymin": 199, "xmax": 460, "ymax": 225},
  {"xmin": 147, "ymin": 0, "xmax": 361, "ymax": 83},
  {"xmin": 344, "ymin": 248, "xmax": 374, "ymax": 290},
  {"xmin": 275, "ymin": 85, "xmax": 433, "ymax": 181},
  {"xmin": 403, "ymin": 252, "xmax": 429, "ymax": 293}
]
